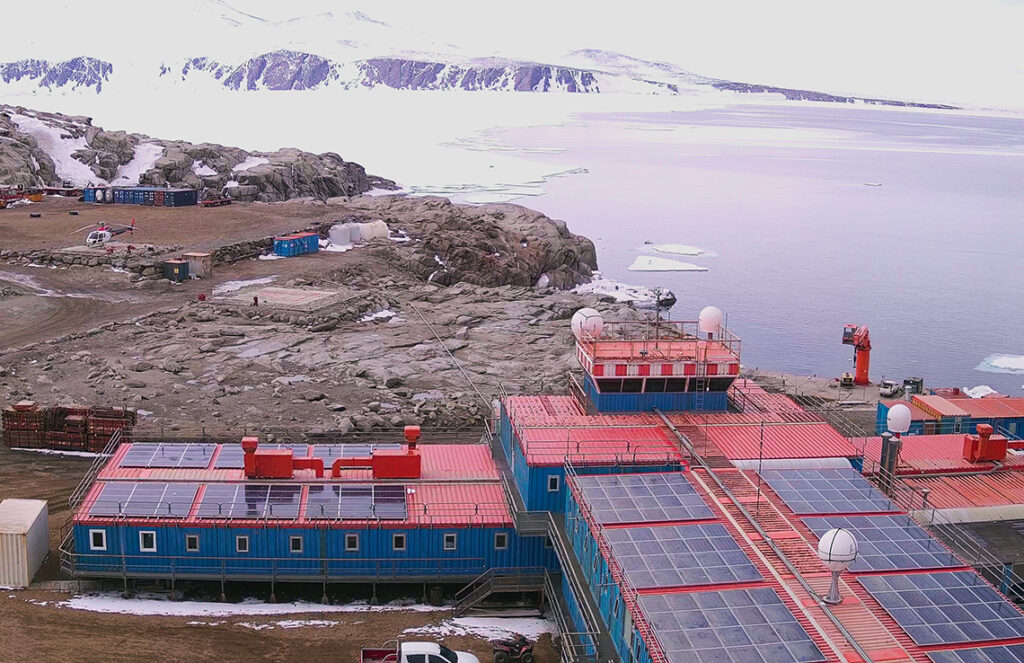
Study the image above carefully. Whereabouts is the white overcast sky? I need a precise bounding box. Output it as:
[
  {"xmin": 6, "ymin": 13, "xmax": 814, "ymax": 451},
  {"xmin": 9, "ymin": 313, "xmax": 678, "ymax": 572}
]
[{"xmin": 2, "ymin": 0, "xmax": 1022, "ymax": 107}]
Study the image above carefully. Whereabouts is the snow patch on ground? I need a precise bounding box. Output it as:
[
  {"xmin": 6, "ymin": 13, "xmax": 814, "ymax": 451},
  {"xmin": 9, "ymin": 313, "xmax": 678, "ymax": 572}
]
[
  {"xmin": 964, "ymin": 385, "xmax": 1000, "ymax": 398},
  {"xmin": 59, "ymin": 593, "xmax": 447, "ymax": 617},
  {"xmin": 113, "ymin": 142, "xmax": 164, "ymax": 184},
  {"xmin": 647, "ymin": 243, "xmax": 706, "ymax": 257},
  {"xmin": 359, "ymin": 309, "xmax": 396, "ymax": 323},
  {"xmin": 628, "ymin": 256, "xmax": 708, "ymax": 272},
  {"xmin": 405, "ymin": 616, "xmax": 557, "ymax": 640},
  {"xmin": 11, "ymin": 447, "xmax": 104, "ymax": 458},
  {"xmin": 232, "ymin": 156, "xmax": 269, "ymax": 172},
  {"xmin": 192, "ymin": 160, "xmax": 217, "ymax": 177},
  {"xmin": 572, "ymin": 274, "xmax": 667, "ymax": 308},
  {"xmin": 258, "ymin": 253, "xmax": 285, "ymax": 260},
  {"xmin": 212, "ymin": 276, "xmax": 277, "ymax": 294},
  {"xmin": 319, "ymin": 239, "xmax": 353, "ymax": 253},
  {"xmin": 977, "ymin": 354, "xmax": 1024, "ymax": 374},
  {"xmin": 9, "ymin": 113, "xmax": 104, "ymax": 186}
]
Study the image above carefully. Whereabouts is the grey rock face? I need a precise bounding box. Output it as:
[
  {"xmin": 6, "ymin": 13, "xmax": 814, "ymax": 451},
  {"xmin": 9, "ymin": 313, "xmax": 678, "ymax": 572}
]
[{"xmin": 0, "ymin": 57, "xmax": 113, "ymax": 92}]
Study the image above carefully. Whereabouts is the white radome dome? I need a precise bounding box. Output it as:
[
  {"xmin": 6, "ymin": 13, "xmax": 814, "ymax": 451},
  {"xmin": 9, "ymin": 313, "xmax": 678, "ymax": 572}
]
[
  {"xmin": 817, "ymin": 528, "xmax": 858, "ymax": 572},
  {"xmin": 887, "ymin": 403, "xmax": 912, "ymax": 434},
  {"xmin": 698, "ymin": 306, "xmax": 723, "ymax": 334},
  {"xmin": 571, "ymin": 308, "xmax": 604, "ymax": 340}
]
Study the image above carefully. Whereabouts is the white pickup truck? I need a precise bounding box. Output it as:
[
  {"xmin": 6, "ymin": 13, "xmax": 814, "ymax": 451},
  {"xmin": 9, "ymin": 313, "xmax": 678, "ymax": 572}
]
[{"xmin": 360, "ymin": 642, "xmax": 481, "ymax": 663}]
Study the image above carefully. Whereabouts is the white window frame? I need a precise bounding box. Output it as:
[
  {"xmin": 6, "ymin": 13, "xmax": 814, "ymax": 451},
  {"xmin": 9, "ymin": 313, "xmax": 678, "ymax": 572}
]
[
  {"xmin": 494, "ymin": 532, "xmax": 509, "ymax": 551},
  {"xmin": 393, "ymin": 533, "xmax": 407, "ymax": 552},
  {"xmin": 89, "ymin": 529, "xmax": 107, "ymax": 551},
  {"xmin": 185, "ymin": 534, "xmax": 199, "ymax": 553},
  {"xmin": 289, "ymin": 536, "xmax": 303, "ymax": 554},
  {"xmin": 443, "ymin": 533, "xmax": 458, "ymax": 551},
  {"xmin": 236, "ymin": 535, "xmax": 250, "ymax": 553},
  {"xmin": 345, "ymin": 533, "xmax": 360, "ymax": 552},
  {"xmin": 547, "ymin": 475, "xmax": 560, "ymax": 492},
  {"xmin": 139, "ymin": 530, "xmax": 157, "ymax": 553}
]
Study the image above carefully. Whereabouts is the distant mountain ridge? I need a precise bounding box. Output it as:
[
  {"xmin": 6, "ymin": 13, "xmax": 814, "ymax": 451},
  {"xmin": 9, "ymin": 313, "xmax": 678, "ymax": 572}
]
[{"xmin": 0, "ymin": 50, "xmax": 956, "ymax": 109}]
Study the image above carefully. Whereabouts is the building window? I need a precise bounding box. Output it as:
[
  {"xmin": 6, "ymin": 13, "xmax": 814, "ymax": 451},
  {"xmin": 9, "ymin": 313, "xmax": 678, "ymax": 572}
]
[
  {"xmin": 393, "ymin": 533, "xmax": 407, "ymax": 551},
  {"xmin": 89, "ymin": 529, "xmax": 107, "ymax": 551},
  {"xmin": 139, "ymin": 531, "xmax": 157, "ymax": 553},
  {"xmin": 494, "ymin": 532, "xmax": 509, "ymax": 551},
  {"xmin": 547, "ymin": 475, "xmax": 560, "ymax": 492},
  {"xmin": 443, "ymin": 533, "xmax": 458, "ymax": 551},
  {"xmin": 236, "ymin": 535, "xmax": 249, "ymax": 553},
  {"xmin": 185, "ymin": 534, "xmax": 199, "ymax": 552},
  {"xmin": 289, "ymin": 536, "xmax": 303, "ymax": 554},
  {"xmin": 345, "ymin": 533, "xmax": 359, "ymax": 552}
]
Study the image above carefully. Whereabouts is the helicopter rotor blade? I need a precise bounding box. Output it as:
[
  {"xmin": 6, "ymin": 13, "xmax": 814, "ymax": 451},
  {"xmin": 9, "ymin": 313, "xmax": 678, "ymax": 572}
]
[{"xmin": 70, "ymin": 225, "xmax": 96, "ymax": 235}]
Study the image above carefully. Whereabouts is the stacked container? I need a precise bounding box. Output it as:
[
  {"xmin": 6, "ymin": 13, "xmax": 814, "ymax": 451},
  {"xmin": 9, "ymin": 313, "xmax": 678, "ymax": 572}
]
[
  {"xmin": 2, "ymin": 402, "xmax": 45, "ymax": 448},
  {"xmin": 272, "ymin": 233, "xmax": 321, "ymax": 257}
]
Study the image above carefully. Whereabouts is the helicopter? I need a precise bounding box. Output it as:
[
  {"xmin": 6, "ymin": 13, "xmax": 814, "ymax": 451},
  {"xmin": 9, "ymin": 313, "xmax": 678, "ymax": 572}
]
[{"xmin": 70, "ymin": 219, "xmax": 137, "ymax": 246}]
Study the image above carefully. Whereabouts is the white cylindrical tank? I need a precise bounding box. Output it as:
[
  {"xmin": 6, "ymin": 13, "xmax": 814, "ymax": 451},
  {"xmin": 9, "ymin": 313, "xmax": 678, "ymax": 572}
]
[
  {"xmin": 817, "ymin": 528, "xmax": 858, "ymax": 572},
  {"xmin": 0, "ymin": 499, "xmax": 49, "ymax": 588},
  {"xmin": 698, "ymin": 305, "xmax": 723, "ymax": 335},
  {"xmin": 887, "ymin": 403, "xmax": 912, "ymax": 434},
  {"xmin": 571, "ymin": 308, "xmax": 604, "ymax": 340}
]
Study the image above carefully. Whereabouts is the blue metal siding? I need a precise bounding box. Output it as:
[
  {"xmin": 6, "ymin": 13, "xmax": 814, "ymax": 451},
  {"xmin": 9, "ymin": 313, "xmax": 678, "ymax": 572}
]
[{"xmin": 584, "ymin": 375, "xmax": 727, "ymax": 413}]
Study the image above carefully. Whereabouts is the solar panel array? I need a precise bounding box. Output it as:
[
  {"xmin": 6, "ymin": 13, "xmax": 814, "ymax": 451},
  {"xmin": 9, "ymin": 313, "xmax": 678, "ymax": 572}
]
[
  {"xmin": 212, "ymin": 443, "xmax": 310, "ymax": 469},
  {"xmin": 927, "ymin": 644, "xmax": 1024, "ymax": 663},
  {"xmin": 306, "ymin": 484, "xmax": 408, "ymax": 519},
  {"xmin": 859, "ymin": 571, "xmax": 1024, "ymax": 646},
  {"xmin": 120, "ymin": 443, "xmax": 217, "ymax": 468},
  {"xmin": 759, "ymin": 468, "xmax": 898, "ymax": 515},
  {"xmin": 89, "ymin": 482, "xmax": 199, "ymax": 518},
  {"xmin": 638, "ymin": 587, "xmax": 825, "ymax": 663},
  {"xmin": 804, "ymin": 515, "xmax": 961, "ymax": 572},
  {"xmin": 196, "ymin": 484, "xmax": 302, "ymax": 519},
  {"xmin": 311, "ymin": 443, "xmax": 403, "ymax": 465},
  {"xmin": 575, "ymin": 473, "xmax": 714, "ymax": 524},
  {"xmin": 604, "ymin": 523, "xmax": 762, "ymax": 589}
]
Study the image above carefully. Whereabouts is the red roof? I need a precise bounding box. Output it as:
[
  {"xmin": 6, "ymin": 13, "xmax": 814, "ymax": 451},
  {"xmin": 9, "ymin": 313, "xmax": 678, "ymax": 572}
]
[
  {"xmin": 520, "ymin": 425, "xmax": 683, "ymax": 466},
  {"xmin": 880, "ymin": 399, "xmax": 937, "ymax": 422},
  {"xmin": 902, "ymin": 472, "xmax": 1024, "ymax": 510},
  {"xmin": 856, "ymin": 434, "xmax": 1024, "ymax": 475},
  {"xmin": 911, "ymin": 395, "xmax": 970, "ymax": 418},
  {"xmin": 945, "ymin": 396, "xmax": 1024, "ymax": 419},
  {"xmin": 694, "ymin": 422, "xmax": 860, "ymax": 460}
]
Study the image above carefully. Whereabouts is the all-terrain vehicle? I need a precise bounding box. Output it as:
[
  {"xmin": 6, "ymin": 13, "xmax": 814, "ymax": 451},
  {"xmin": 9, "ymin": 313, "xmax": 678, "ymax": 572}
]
[{"xmin": 492, "ymin": 635, "xmax": 534, "ymax": 663}]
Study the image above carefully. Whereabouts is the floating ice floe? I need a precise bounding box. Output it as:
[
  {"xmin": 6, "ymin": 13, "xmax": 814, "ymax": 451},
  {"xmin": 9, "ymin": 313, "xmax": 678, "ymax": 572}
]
[
  {"xmin": 628, "ymin": 256, "xmax": 708, "ymax": 272},
  {"xmin": 646, "ymin": 243, "xmax": 706, "ymax": 257},
  {"xmin": 212, "ymin": 276, "xmax": 277, "ymax": 294},
  {"xmin": 976, "ymin": 354, "xmax": 1024, "ymax": 374}
]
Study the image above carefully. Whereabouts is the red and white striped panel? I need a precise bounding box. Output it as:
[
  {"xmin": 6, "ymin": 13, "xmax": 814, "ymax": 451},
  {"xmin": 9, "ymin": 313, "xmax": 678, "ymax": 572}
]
[{"xmin": 586, "ymin": 362, "xmax": 740, "ymax": 378}]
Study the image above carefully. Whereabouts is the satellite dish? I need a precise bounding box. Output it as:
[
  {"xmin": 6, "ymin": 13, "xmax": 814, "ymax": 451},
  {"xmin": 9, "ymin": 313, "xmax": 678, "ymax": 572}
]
[
  {"xmin": 887, "ymin": 403, "xmax": 912, "ymax": 434},
  {"xmin": 571, "ymin": 308, "xmax": 604, "ymax": 341},
  {"xmin": 698, "ymin": 306, "xmax": 723, "ymax": 335},
  {"xmin": 818, "ymin": 528, "xmax": 857, "ymax": 605}
]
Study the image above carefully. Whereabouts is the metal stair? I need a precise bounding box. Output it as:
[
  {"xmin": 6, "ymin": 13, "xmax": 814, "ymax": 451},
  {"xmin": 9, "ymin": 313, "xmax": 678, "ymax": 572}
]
[{"xmin": 453, "ymin": 567, "xmax": 547, "ymax": 616}]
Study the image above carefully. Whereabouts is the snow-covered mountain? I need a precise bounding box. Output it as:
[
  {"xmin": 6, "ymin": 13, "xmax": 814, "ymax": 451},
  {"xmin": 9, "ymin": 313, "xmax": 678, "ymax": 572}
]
[{"xmin": 0, "ymin": 57, "xmax": 112, "ymax": 92}]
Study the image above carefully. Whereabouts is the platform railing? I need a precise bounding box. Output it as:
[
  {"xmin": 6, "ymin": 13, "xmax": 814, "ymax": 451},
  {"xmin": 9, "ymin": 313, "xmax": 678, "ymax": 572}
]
[{"xmin": 68, "ymin": 428, "xmax": 123, "ymax": 510}]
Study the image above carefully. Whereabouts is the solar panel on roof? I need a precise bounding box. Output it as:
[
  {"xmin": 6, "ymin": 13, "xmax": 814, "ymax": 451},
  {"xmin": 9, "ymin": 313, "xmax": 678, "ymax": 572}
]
[
  {"xmin": 604, "ymin": 523, "xmax": 761, "ymax": 589},
  {"xmin": 88, "ymin": 482, "xmax": 199, "ymax": 518},
  {"xmin": 759, "ymin": 468, "xmax": 897, "ymax": 514},
  {"xmin": 306, "ymin": 484, "xmax": 408, "ymax": 520},
  {"xmin": 859, "ymin": 571, "xmax": 1024, "ymax": 646},
  {"xmin": 927, "ymin": 644, "xmax": 1024, "ymax": 663},
  {"xmin": 575, "ymin": 473, "xmax": 714, "ymax": 524},
  {"xmin": 639, "ymin": 587, "xmax": 825, "ymax": 663},
  {"xmin": 196, "ymin": 483, "xmax": 301, "ymax": 519},
  {"xmin": 211, "ymin": 443, "xmax": 310, "ymax": 469},
  {"xmin": 804, "ymin": 515, "xmax": 960, "ymax": 572},
  {"xmin": 310, "ymin": 443, "xmax": 404, "ymax": 465},
  {"xmin": 119, "ymin": 443, "xmax": 216, "ymax": 469}
]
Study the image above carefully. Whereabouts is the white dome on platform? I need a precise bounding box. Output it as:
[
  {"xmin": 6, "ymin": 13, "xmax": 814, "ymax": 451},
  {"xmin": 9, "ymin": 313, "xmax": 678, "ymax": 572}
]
[{"xmin": 571, "ymin": 308, "xmax": 604, "ymax": 340}]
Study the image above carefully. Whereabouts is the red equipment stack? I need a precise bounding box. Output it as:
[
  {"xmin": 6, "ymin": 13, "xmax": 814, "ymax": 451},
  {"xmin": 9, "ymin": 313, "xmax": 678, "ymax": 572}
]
[
  {"xmin": 1, "ymin": 401, "xmax": 46, "ymax": 448},
  {"xmin": 2, "ymin": 402, "xmax": 136, "ymax": 452}
]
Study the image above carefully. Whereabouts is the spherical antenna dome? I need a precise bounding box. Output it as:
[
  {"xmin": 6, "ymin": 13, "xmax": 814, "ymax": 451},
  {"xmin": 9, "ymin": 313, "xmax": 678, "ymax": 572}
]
[
  {"xmin": 817, "ymin": 528, "xmax": 858, "ymax": 572},
  {"xmin": 571, "ymin": 308, "xmax": 604, "ymax": 340},
  {"xmin": 887, "ymin": 403, "xmax": 912, "ymax": 434},
  {"xmin": 698, "ymin": 306, "xmax": 723, "ymax": 334}
]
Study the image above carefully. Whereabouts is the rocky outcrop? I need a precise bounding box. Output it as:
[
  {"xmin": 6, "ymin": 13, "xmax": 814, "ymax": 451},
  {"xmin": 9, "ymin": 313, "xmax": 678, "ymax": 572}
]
[
  {"xmin": 0, "ymin": 57, "xmax": 112, "ymax": 92},
  {"xmin": 338, "ymin": 196, "xmax": 597, "ymax": 289},
  {"xmin": 0, "ymin": 105, "xmax": 395, "ymax": 198}
]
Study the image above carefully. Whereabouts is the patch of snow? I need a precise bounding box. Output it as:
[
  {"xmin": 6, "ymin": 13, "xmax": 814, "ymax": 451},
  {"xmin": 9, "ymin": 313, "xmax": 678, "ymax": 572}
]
[
  {"xmin": 136, "ymin": 409, "xmax": 154, "ymax": 417},
  {"xmin": 9, "ymin": 113, "xmax": 104, "ymax": 187},
  {"xmin": 389, "ymin": 230, "xmax": 411, "ymax": 243},
  {"xmin": 224, "ymin": 180, "xmax": 240, "ymax": 188},
  {"xmin": 572, "ymin": 274, "xmax": 668, "ymax": 308},
  {"xmin": 271, "ymin": 375, "xmax": 312, "ymax": 385},
  {"xmin": 237, "ymin": 622, "xmax": 274, "ymax": 631},
  {"xmin": 628, "ymin": 256, "xmax": 708, "ymax": 272},
  {"xmin": 186, "ymin": 620, "xmax": 224, "ymax": 626},
  {"xmin": 276, "ymin": 619, "xmax": 339, "ymax": 629},
  {"xmin": 405, "ymin": 616, "xmax": 557, "ymax": 640},
  {"xmin": 977, "ymin": 354, "xmax": 1024, "ymax": 374},
  {"xmin": 59, "ymin": 592, "xmax": 446, "ymax": 617},
  {"xmin": 11, "ymin": 447, "xmax": 104, "ymax": 458},
  {"xmin": 359, "ymin": 309, "xmax": 396, "ymax": 323},
  {"xmin": 647, "ymin": 243, "xmax": 706, "ymax": 257},
  {"xmin": 364, "ymin": 187, "xmax": 405, "ymax": 197},
  {"xmin": 212, "ymin": 276, "xmax": 277, "ymax": 294},
  {"xmin": 232, "ymin": 156, "xmax": 269, "ymax": 172},
  {"xmin": 258, "ymin": 253, "xmax": 285, "ymax": 260},
  {"xmin": 320, "ymin": 240, "xmax": 353, "ymax": 253},
  {"xmin": 964, "ymin": 385, "xmax": 1000, "ymax": 398},
  {"xmin": 192, "ymin": 160, "xmax": 217, "ymax": 177},
  {"xmin": 427, "ymin": 271, "xmax": 439, "ymax": 282},
  {"xmin": 113, "ymin": 142, "xmax": 164, "ymax": 184},
  {"xmin": 535, "ymin": 273, "xmax": 550, "ymax": 288},
  {"xmin": 434, "ymin": 254, "xmax": 445, "ymax": 266}
]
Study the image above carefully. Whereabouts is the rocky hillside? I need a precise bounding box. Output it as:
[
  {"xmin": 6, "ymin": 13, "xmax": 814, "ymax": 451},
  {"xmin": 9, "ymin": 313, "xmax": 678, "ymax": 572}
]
[
  {"xmin": 0, "ymin": 105, "xmax": 394, "ymax": 199},
  {"xmin": 0, "ymin": 57, "xmax": 112, "ymax": 92}
]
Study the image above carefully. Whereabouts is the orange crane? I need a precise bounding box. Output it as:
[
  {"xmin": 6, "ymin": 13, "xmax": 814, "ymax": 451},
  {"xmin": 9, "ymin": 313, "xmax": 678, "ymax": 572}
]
[{"xmin": 842, "ymin": 324, "xmax": 871, "ymax": 386}]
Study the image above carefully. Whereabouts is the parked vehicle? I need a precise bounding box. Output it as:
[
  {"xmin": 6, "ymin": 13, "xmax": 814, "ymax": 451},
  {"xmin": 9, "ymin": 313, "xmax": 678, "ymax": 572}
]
[
  {"xmin": 360, "ymin": 641, "xmax": 481, "ymax": 663},
  {"xmin": 878, "ymin": 379, "xmax": 903, "ymax": 397},
  {"xmin": 492, "ymin": 635, "xmax": 534, "ymax": 663}
]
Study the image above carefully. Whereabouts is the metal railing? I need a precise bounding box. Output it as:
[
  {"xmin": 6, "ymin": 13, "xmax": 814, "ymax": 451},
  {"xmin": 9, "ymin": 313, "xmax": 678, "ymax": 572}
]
[
  {"xmin": 452, "ymin": 566, "xmax": 546, "ymax": 615},
  {"xmin": 68, "ymin": 428, "xmax": 122, "ymax": 510},
  {"xmin": 544, "ymin": 570, "xmax": 600, "ymax": 663},
  {"xmin": 129, "ymin": 424, "xmax": 487, "ymax": 445}
]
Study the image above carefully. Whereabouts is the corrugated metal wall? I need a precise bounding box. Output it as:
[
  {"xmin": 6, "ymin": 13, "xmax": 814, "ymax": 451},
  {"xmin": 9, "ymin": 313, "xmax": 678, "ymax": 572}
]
[{"xmin": 584, "ymin": 375, "xmax": 728, "ymax": 413}]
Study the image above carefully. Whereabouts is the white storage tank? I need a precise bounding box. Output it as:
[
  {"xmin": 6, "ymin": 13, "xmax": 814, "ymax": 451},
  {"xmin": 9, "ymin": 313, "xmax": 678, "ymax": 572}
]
[{"xmin": 0, "ymin": 499, "xmax": 49, "ymax": 588}]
